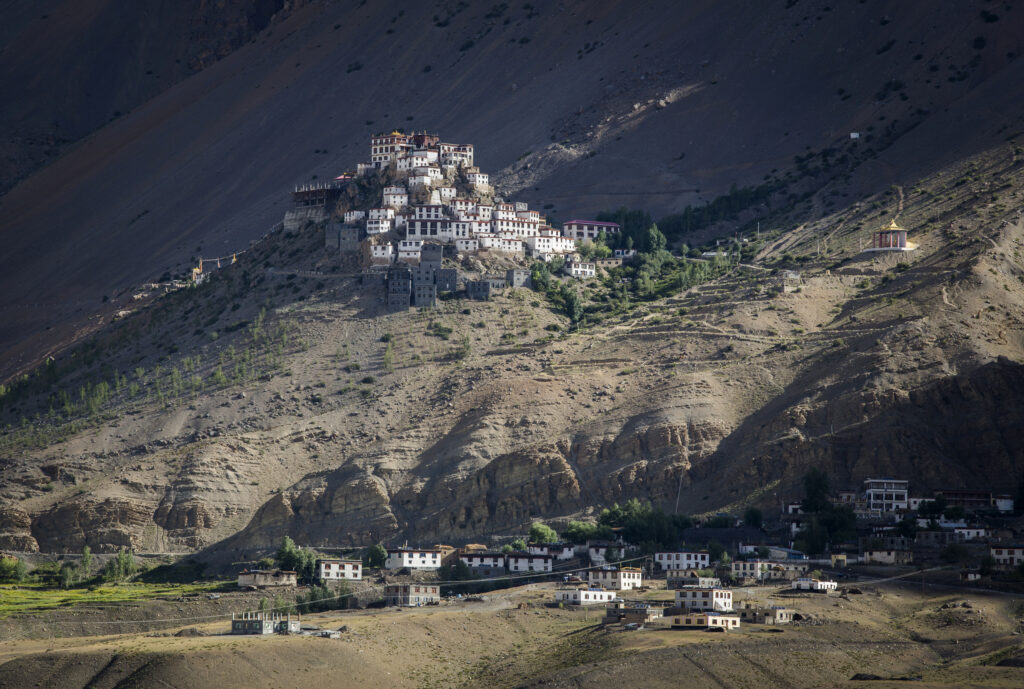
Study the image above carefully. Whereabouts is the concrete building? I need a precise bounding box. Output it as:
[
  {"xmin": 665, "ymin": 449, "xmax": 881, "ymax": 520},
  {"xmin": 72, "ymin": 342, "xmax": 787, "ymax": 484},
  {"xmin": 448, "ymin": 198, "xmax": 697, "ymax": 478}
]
[
  {"xmin": 654, "ymin": 552, "xmax": 710, "ymax": 571},
  {"xmin": 385, "ymin": 548, "xmax": 442, "ymax": 570},
  {"xmin": 588, "ymin": 567, "xmax": 642, "ymax": 591},
  {"xmin": 604, "ymin": 601, "xmax": 663, "ymax": 625},
  {"xmin": 562, "ymin": 219, "xmax": 621, "ymax": 241},
  {"xmin": 317, "ymin": 559, "xmax": 363, "ymax": 581},
  {"xmin": 791, "ymin": 578, "xmax": 838, "ymax": 592},
  {"xmin": 666, "ymin": 571, "xmax": 721, "ymax": 589},
  {"xmin": 460, "ymin": 551, "xmax": 506, "ymax": 576},
  {"xmin": 675, "ymin": 587, "xmax": 733, "ymax": 612},
  {"xmin": 528, "ymin": 543, "xmax": 575, "ymax": 560},
  {"xmin": 413, "ymin": 283, "xmax": 437, "ymax": 307},
  {"xmin": 566, "ymin": 260, "xmax": 596, "ymax": 279},
  {"xmin": 670, "ymin": 612, "xmax": 740, "ymax": 631},
  {"xmin": 237, "ymin": 569, "xmax": 298, "ymax": 588},
  {"xmin": 863, "ymin": 478, "xmax": 909, "ymax": 513},
  {"xmin": 231, "ymin": 611, "xmax": 301, "ymax": 635},
  {"xmin": 466, "ymin": 279, "xmax": 494, "ymax": 300},
  {"xmin": 366, "ymin": 217, "xmax": 392, "ymax": 235},
  {"xmin": 989, "ymin": 545, "xmax": 1024, "ymax": 568},
  {"xmin": 383, "ymin": 186, "xmax": 408, "ymax": 208},
  {"xmin": 730, "ymin": 560, "xmax": 772, "ymax": 582},
  {"xmin": 737, "ymin": 602, "xmax": 793, "ymax": 625},
  {"xmin": 343, "ymin": 210, "xmax": 366, "ymax": 224},
  {"xmin": 863, "ymin": 549, "xmax": 913, "ymax": 565},
  {"xmin": 386, "ymin": 266, "xmax": 412, "ymax": 309},
  {"xmin": 384, "ymin": 583, "xmax": 440, "ymax": 607},
  {"xmin": 435, "ymin": 268, "xmax": 458, "ymax": 292},
  {"xmin": 554, "ymin": 588, "xmax": 617, "ymax": 606},
  {"xmin": 371, "ymin": 243, "xmax": 395, "ymax": 264},
  {"xmin": 507, "ymin": 552, "xmax": 552, "ymax": 573},
  {"xmin": 506, "ymin": 268, "xmax": 531, "ymax": 288}
]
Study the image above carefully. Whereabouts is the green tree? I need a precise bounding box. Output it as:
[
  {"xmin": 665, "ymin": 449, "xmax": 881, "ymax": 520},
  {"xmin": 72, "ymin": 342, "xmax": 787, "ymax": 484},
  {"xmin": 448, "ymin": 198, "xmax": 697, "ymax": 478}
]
[
  {"xmin": 706, "ymin": 540, "xmax": 726, "ymax": 563},
  {"xmin": 502, "ymin": 538, "xmax": 526, "ymax": 553},
  {"xmin": 0, "ymin": 555, "xmax": 27, "ymax": 583},
  {"xmin": 743, "ymin": 507, "xmax": 763, "ymax": 529},
  {"xmin": 563, "ymin": 520, "xmax": 598, "ymax": 544},
  {"xmin": 58, "ymin": 562, "xmax": 77, "ymax": 589},
  {"xmin": 643, "ymin": 224, "xmax": 667, "ymax": 253},
  {"xmin": 529, "ymin": 523, "xmax": 559, "ymax": 544},
  {"xmin": 363, "ymin": 544, "xmax": 387, "ymax": 568},
  {"xmin": 258, "ymin": 596, "xmax": 270, "ymax": 611},
  {"xmin": 801, "ymin": 468, "xmax": 831, "ymax": 513},
  {"xmin": 383, "ymin": 342, "xmax": 394, "ymax": 372},
  {"xmin": 102, "ymin": 548, "xmax": 137, "ymax": 583},
  {"xmin": 940, "ymin": 543, "xmax": 969, "ymax": 565},
  {"xmin": 79, "ymin": 545, "xmax": 93, "ymax": 581}
]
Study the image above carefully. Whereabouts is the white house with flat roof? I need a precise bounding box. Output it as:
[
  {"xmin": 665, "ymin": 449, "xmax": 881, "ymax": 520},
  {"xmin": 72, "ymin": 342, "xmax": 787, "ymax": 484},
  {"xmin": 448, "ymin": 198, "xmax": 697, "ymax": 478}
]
[
  {"xmin": 791, "ymin": 578, "xmax": 837, "ymax": 592},
  {"xmin": 588, "ymin": 567, "xmax": 642, "ymax": 591},
  {"xmin": 385, "ymin": 548, "xmax": 442, "ymax": 570},
  {"xmin": 562, "ymin": 219, "xmax": 620, "ymax": 241},
  {"xmin": 316, "ymin": 559, "xmax": 362, "ymax": 581},
  {"xmin": 675, "ymin": 587, "xmax": 733, "ymax": 612},
  {"xmin": 507, "ymin": 552, "xmax": 552, "ymax": 573},
  {"xmin": 863, "ymin": 478, "xmax": 909, "ymax": 512},
  {"xmin": 554, "ymin": 588, "xmax": 617, "ymax": 606},
  {"xmin": 655, "ymin": 552, "xmax": 709, "ymax": 570}
]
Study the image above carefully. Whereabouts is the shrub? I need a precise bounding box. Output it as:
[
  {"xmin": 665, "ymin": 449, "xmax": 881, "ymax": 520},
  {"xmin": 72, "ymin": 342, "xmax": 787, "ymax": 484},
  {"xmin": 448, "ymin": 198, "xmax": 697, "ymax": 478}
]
[
  {"xmin": 360, "ymin": 376, "xmax": 375, "ymax": 384},
  {"xmin": 0, "ymin": 556, "xmax": 27, "ymax": 583}
]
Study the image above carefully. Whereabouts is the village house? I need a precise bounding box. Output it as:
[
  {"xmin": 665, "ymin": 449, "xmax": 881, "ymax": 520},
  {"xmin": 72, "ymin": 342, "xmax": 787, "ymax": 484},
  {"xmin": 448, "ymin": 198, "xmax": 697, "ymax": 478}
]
[
  {"xmin": 863, "ymin": 478, "xmax": 910, "ymax": 513},
  {"xmin": 554, "ymin": 588, "xmax": 618, "ymax": 606},
  {"xmin": 413, "ymin": 283, "xmax": 437, "ymax": 307},
  {"xmin": 666, "ymin": 570, "xmax": 721, "ymax": 589},
  {"xmin": 397, "ymin": 239, "xmax": 423, "ymax": 264},
  {"xmin": 316, "ymin": 559, "xmax": 363, "ymax": 581},
  {"xmin": 467, "ymin": 170, "xmax": 489, "ymax": 189},
  {"xmin": 565, "ymin": 259, "xmax": 596, "ymax": 279},
  {"xmin": 344, "ymin": 210, "xmax": 366, "ymax": 224},
  {"xmin": 936, "ymin": 489, "xmax": 1014, "ymax": 513},
  {"xmin": 990, "ymin": 545, "xmax": 1024, "ymax": 568},
  {"xmin": 383, "ymin": 186, "xmax": 408, "ymax": 208},
  {"xmin": 459, "ymin": 550, "xmax": 506, "ymax": 576},
  {"xmin": 526, "ymin": 230, "xmax": 576, "ymax": 259},
  {"xmin": 386, "ymin": 266, "xmax": 412, "ymax": 309},
  {"xmin": 237, "ymin": 569, "xmax": 298, "ymax": 589},
  {"xmin": 231, "ymin": 611, "xmax": 301, "ymax": 635},
  {"xmin": 736, "ymin": 602, "xmax": 793, "ymax": 625},
  {"xmin": 562, "ymin": 219, "xmax": 621, "ymax": 242},
  {"xmin": 791, "ymin": 578, "xmax": 838, "ymax": 593},
  {"xmin": 587, "ymin": 541, "xmax": 617, "ymax": 565},
  {"xmin": 730, "ymin": 560, "xmax": 772, "ymax": 582},
  {"xmin": 863, "ymin": 549, "xmax": 913, "ymax": 566},
  {"xmin": 385, "ymin": 547, "xmax": 442, "ymax": 570},
  {"xmin": 738, "ymin": 544, "xmax": 807, "ymax": 561},
  {"xmin": 604, "ymin": 600, "xmax": 663, "ymax": 626},
  {"xmin": 507, "ymin": 552, "xmax": 552, "ymax": 573},
  {"xmin": 466, "ymin": 279, "xmax": 495, "ymax": 300},
  {"xmin": 371, "ymin": 243, "xmax": 395, "ymax": 264},
  {"xmin": 588, "ymin": 567, "xmax": 643, "ymax": 591},
  {"xmin": 528, "ymin": 543, "xmax": 575, "ymax": 560},
  {"xmin": 654, "ymin": 551, "xmax": 710, "ymax": 570},
  {"xmin": 955, "ymin": 527, "xmax": 989, "ymax": 541},
  {"xmin": 675, "ymin": 587, "xmax": 733, "ymax": 612},
  {"xmin": 613, "ymin": 248, "xmax": 637, "ymax": 260},
  {"xmin": 455, "ymin": 238, "xmax": 479, "ymax": 253},
  {"xmin": 438, "ymin": 142, "xmax": 474, "ymax": 167},
  {"xmin": 670, "ymin": 611, "xmax": 741, "ymax": 631},
  {"xmin": 506, "ymin": 268, "xmax": 531, "ymax": 288},
  {"xmin": 368, "ymin": 207, "xmax": 396, "ymax": 221},
  {"xmin": 385, "ymin": 583, "xmax": 440, "ymax": 607},
  {"xmin": 366, "ymin": 217, "xmax": 392, "ymax": 235}
]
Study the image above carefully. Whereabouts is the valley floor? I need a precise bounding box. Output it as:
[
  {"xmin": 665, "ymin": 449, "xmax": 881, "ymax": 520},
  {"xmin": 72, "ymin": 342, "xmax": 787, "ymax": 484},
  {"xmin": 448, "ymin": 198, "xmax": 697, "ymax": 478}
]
[{"xmin": 1, "ymin": 580, "xmax": 1022, "ymax": 689}]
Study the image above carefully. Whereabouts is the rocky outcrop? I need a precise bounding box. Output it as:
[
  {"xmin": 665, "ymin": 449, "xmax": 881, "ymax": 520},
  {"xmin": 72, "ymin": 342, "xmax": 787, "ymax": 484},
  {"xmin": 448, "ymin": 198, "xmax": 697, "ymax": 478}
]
[
  {"xmin": 31, "ymin": 498, "xmax": 152, "ymax": 553},
  {"xmin": 0, "ymin": 506, "xmax": 38, "ymax": 552}
]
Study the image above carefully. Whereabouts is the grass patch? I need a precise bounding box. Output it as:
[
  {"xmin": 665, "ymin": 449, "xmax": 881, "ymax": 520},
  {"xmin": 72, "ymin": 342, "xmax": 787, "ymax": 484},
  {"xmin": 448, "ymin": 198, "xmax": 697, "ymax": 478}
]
[{"xmin": 0, "ymin": 580, "xmax": 232, "ymax": 618}]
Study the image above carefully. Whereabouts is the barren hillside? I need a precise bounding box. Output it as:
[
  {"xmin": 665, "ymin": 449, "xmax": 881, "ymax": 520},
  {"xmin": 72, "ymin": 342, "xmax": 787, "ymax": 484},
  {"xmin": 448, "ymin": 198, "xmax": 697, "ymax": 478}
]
[
  {"xmin": 0, "ymin": 122, "xmax": 1022, "ymax": 559},
  {"xmin": 1, "ymin": 0, "xmax": 1022, "ymax": 378}
]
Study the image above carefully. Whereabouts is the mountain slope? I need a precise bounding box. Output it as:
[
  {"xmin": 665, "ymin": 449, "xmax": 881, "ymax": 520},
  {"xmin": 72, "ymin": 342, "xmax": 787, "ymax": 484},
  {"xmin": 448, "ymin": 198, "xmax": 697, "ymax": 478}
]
[{"xmin": 1, "ymin": 0, "xmax": 1022, "ymax": 377}]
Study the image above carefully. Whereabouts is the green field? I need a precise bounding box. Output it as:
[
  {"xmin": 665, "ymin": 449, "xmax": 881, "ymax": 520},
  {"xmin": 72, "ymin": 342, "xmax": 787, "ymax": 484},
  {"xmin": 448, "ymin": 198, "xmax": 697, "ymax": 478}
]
[{"xmin": 0, "ymin": 580, "xmax": 233, "ymax": 617}]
